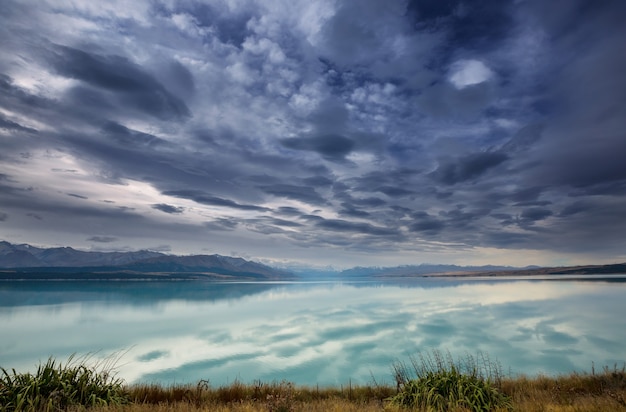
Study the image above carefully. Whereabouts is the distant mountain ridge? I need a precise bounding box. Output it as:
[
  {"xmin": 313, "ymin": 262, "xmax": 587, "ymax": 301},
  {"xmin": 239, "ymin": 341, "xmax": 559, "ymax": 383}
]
[
  {"xmin": 0, "ymin": 241, "xmax": 163, "ymax": 267},
  {"xmin": 1, "ymin": 241, "xmax": 623, "ymax": 281},
  {"xmin": 338, "ymin": 264, "xmax": 530, "ymax": 278},
  {"xmin": 338, "ymin": 263, "xmax": 626, "ymax": 278},
  {"xmin": 0, "ymin": 241, "xmax": 292, "ymax": 280}
]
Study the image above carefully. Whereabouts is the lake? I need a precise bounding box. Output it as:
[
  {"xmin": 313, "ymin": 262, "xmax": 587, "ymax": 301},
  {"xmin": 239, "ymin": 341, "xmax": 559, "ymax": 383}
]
[{"xmin": 1, "ymin": 276, "xmax": 625, "ymax": 386}]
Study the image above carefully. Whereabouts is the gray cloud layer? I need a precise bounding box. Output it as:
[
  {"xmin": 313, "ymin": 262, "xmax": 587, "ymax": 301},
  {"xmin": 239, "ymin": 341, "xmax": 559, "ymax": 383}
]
[{"xmin": 0, "ymin": 0, "xmax": 625, "ymax": 266}]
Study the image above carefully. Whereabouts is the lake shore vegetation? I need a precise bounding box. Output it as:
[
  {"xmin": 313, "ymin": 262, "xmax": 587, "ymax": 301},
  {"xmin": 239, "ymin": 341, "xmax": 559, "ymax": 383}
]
[{"xmin": 1, "ymin": 352, "xmax": 625, "ymax": 411}]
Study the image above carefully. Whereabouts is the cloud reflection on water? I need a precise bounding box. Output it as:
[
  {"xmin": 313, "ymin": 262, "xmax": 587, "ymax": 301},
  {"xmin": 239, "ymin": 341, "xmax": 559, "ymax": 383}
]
[{"xmin": 0, "ymin": 279, "xmax": 625, "ymax": 385}]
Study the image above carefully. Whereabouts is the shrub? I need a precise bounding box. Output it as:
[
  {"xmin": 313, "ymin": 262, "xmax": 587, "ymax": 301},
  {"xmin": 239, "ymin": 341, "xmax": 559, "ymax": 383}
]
[
  {"xmin": 391, "ymin": 368, "xmax": 511, "ymax": 411},
  {"xmin": 0, "ymin": 355, "xmax": 128, "ymax": 411},
  {"xmin": 390, "ymin": 350, "xmax": 512, "ymax": 411}
]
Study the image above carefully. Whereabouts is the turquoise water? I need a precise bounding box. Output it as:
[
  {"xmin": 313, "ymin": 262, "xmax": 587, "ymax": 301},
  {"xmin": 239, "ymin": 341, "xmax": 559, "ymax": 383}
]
[{"xmin": 1, "ymin": 277, "xmax": 625, "ymax": 385}]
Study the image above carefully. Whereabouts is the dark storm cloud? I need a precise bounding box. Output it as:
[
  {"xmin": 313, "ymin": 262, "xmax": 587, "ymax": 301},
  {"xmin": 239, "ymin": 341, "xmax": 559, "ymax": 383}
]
[
  {"xmin": 0, "ymin": 116, "xmax": 38, "ymax": 134},
  {"xmin": 205, "ymin": 218, "xmax": 239, "ymax": 232},
  {"xmin": 338, "ymin": 203, "xmax": 370, "ymax": 219},
  {"xmin": 350, "ymin": 169, "xmax": 419, "ymax": 195},
  {"xmin": 302, "ymin": 176, "xmax": 334, "ymax": 188},
  {"xmin": 483, "ymin": 231, "xmax": 531, "ymax": 247},
  {"xmin": 0, "ymin": 0, "xmax": 624, "ymax": 265},
  {"xmin": 87, "ymin": 236, "xmax": 117, "ymax": 243},
  {"xmin": 261, "ymin": 217, "xmax": 303, "ymax": 228},
  {"xmin": 410, "ymin": 0, "xmax": 514, "ymax": 51},
  {"xmin": 509, "ymin": 187, "xmax": 545, "ymax": 204},
  {"xmin": 417, "ymin": 81, "xmax": 495, "ymax": 120},
  {"xmin": 351, "ymin": 197, "xmax": 387, "ymax": 208},
  {"xmin": 48, "ymin": 45, "xmax": 191, "ymax": 120},
  {"xmin": 558, "ymin": 201, "xmax": 589, "ymax": 218},
  {"xmin": 161, "ymin": 60, "xmax": 195, "ymax": 99},
  {"xmin": 518, "ymin": 2, "xmax": 626, "ymax": 190},
  {"xmin": 537, "ymin": 138, "xmax": 626, "ymax": 190},
  {"xmin": 315, "ymin": 219, "xmax": 398, "ymax": 237},
  {"xmin": 410, "ymin": 215, "xmax": 445, "ymax": 234},
  {"xmin": 280, "ymin": 134, "xmax": 355, "ymax": 161},
  {"xmin": 440, "ymin": 207, "xmax": 488, "ymax": 228},
  {"xmin": 152, "ymin": 203, "xmax": 184, "ymax": 214},
  {"xmin": 274, "ymin": 207, "xmax": 302, "ymax": 217},
  {"xmin": 376, "ymin": 186, "xmax": 414, "ymax": 198},
  {"xmin": 0, "ymin": 212, "xmax": 7, "ymax": 222},
  {"xmin": 67, "ymin": 193, "xmax": 88, "ymax": 200},
  {"xmin": 60, "ymin": 133, "xmax": 172, "ymax": 183},
  {"xmin": 163, "ymin": 190, "xmax": 269, "ymax": 212},
  {"xmin": 102, "ymin": 122, "xmax": 172, "ymax": 149},
  {"xmin": 182, "ymin": 2, "xmax": 254, "ymax": 47},
  {"xmin": 60, "ymin": 128, "xmax": 268, "ymax": 205},
  {"xmin": 432, "ymin": 152, "xmax": 508, "ymax": 185},
  {"xmin": 500, "ymin": 124, "xmax": 544, "ymax": 154},
  {"xmin": 0, "ymin": 74, "xmax": 53, "ymax": 113},
  {"xmin": 247, "ymin": 223, "xmax": 288, "ymax": 236},
  {"xmin": 258, "ymin": 184, "xmax": 327, "ymax": 206},
  {"xmin": 520, "ymin": 208, "xmax": 553, "ymax": 223}
]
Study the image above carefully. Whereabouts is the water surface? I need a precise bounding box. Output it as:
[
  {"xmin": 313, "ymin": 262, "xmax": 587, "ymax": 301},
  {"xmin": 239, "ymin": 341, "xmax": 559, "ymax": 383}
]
[{"xmin": 1, "ymin": 277, "xmax": 625, "ymax": 385}]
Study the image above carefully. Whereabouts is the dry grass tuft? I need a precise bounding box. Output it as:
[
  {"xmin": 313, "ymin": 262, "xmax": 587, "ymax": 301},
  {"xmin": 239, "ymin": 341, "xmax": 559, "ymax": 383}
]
[{"xmin": 501, "ymin": 364, "xmax": 626, "ymax": 412}]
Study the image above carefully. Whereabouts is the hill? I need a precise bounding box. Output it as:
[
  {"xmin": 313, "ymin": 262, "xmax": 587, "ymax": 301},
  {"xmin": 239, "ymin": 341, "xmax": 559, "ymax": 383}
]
[
  {"xmin": 0, "ymin": 241, "xmax": 293, "ymax": 281},
  {"xmin": 338, "ymin": 263, "xmax": 527, "ymax": 278},
  {"xmin": 420, "ymin": 263, "xmax": 626, "ymax": 278}
]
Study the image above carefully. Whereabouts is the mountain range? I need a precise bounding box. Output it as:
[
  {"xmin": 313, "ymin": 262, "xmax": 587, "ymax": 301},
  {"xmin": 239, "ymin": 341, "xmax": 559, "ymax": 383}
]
[
  {"xmin": 1, "ymin": 241, "xmax": 624, "ymax": 281},
  {"xmin": 336, "ymin": 264, "xmax": 529, "ymax": 277},
  {"xmin": 0, "ymin": 241, "xmax": 292, "ymax": 280}
]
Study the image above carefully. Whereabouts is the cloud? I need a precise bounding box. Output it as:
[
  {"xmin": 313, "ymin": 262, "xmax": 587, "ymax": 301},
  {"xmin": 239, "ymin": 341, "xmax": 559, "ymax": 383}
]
[
  {"xmin": 520, "ymin": 208, "xmax": 552, "ymax": 223},
  {"xmin": 259, "ymin": 184, "xmax": 327, "ymax": 206},
  {"xmin": 449, "ymin": 59, "xmax": 494, "ymax": 89},
  {"xmin": 558, "ymin": 201, "xmax": 589, "ymax": 218},
  {"xmin": 280, "ymin": 134, "xmax": 355, "ymax": 161},
  {"xmin": 410, "ymin": 213, "xmax": 445, "ymax": 235},
  {"xmin": 274, "ymin": 207, "xmax": 303, "ymax": 217},
  {"xmin": 152, "ymin": 204, "xmax": 184, "ymax": 214},
  {"xmin": 102, "ymin": 122, "xmax": 171, "ymax": 149},
  {"xmin": 163, "ymin": 190, "xmax": 269, "ymax": 212},
  {"xmin": 376, "ymin": 186, "xmax": 414, "ymax": 198},
  {"xmin": 315, "ymin": 218, "xmax": 399, "ymax": 237},
  {"xmin": 205, "ymin": 218, "xmax": 239, "ymax": 232},
  {"xmin": 302, "ymin": 176, "xmax": 333, "ymax": 188},
  {"xmin": 88, "ymin": 236, "xmax": 118, "ymax": 243},
  {"xmin": 338, "ymin": 203, "xmax": 370, "ymax": 219},
  {"xmin": 262, "ymin": 217, "xmax": 303, "ymax": 228},
  {"xmin": 432, "ymin": 152, "xmax": 508, "ymax": 185},
  {"xmin": 407, "ymin": 0, "xmax": 513, "ymax": 51},
  {"xmin": 0, "ymin": 0, "xmax": 624, "ymax": 267},
  {"xmin": 0, "ymin": 116, "xmax": 38, "ymax": 134},
  {"xmin": 67, "ymin": 193, "xmax": 88, "ymax": 200},
  {"xmin": 48, "ymin": 45, "xmax": 191, "ymax": 120}
]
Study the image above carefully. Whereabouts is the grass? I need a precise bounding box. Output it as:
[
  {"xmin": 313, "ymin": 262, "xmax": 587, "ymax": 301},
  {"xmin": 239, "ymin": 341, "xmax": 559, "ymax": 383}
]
[
  {"xmin": 1, "ymin": 352, "xmax": 625, "ymax": 411},
  {"xmin": 0, "ymin": 354, "xmax": 127, "ymax": 411},
  {"xmin": 501, "ymin": 364, "xmax": 626, "ymax": 412},
  {"xmin": 389, "ymin": 350, "xmax": 512, "ymax": 410}
]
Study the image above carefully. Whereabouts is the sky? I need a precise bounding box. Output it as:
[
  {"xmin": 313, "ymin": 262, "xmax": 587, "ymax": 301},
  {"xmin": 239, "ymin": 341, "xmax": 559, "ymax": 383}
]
[{"xmin": 1, "ymin": 0, "xmax": 625, "ymax": 269}]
